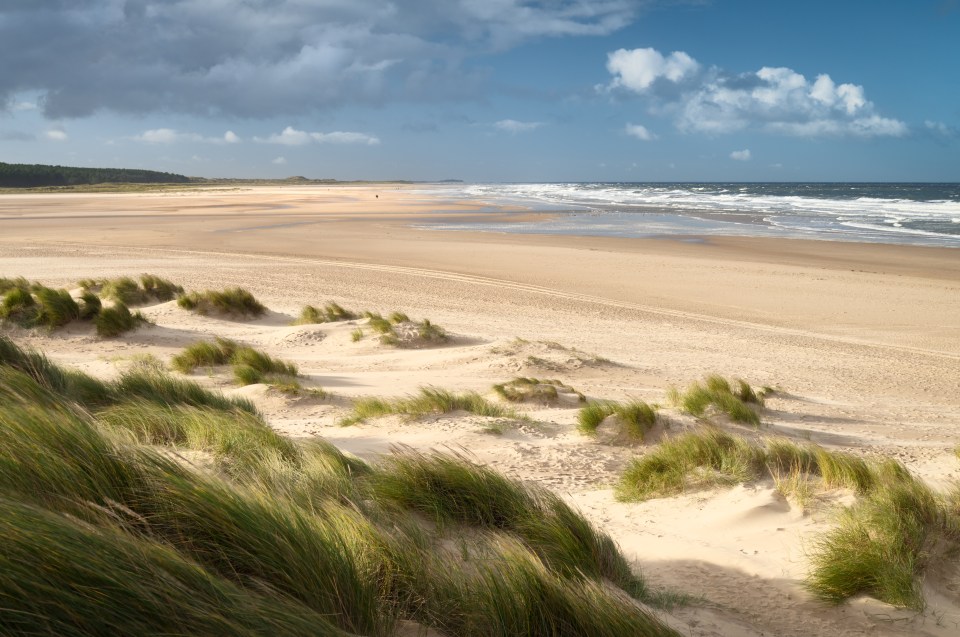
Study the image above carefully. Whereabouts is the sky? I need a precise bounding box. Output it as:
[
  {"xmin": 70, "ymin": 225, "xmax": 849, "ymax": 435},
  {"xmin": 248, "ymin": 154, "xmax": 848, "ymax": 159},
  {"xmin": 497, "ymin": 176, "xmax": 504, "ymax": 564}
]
[{"xmin": 0, "ymin": 0, "xmax": 958, "ymax": 182}]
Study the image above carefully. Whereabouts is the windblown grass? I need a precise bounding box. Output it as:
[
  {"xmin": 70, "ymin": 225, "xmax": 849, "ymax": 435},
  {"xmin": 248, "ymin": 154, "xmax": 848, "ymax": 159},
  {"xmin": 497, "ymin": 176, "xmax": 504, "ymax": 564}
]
[
  {"xmin": 340, "ymin": 387, "xmax": 519, "ymax": 426},
  {"xmin": 0, "ymin": 336, "xmax": 684, "ymax": 636},
  {"xmin": 78, "ymin": 289, "xmax": 101, "ymax": 319},
  {"xmin": 578, "ymin": 399, "xmax": 659, "ymax": 441},
  {"xmin": 493, "ymin": 377, "xmax": 585, "ymax": 405},
  {"xmin": 372, "ymin": 450, "xmax": 651, "ymax": 601},
  {"xmin": 95, "ymin": 301, "xmax": 148, "ymax": 337},
  {"xmin": 0, "ymin": 276, "xmax": 29, "ymax": 294},
  {"xmin": 616, "ymin": 428, "xmax": 880, "ymax": 502},
  {"xmin": 0, "ymin": 497, "xmax": 346, "ymax": 637},
  {"xmin": 95, "ymin": 274, "xmax": 183, "ymax": 305},
  {"xmin": 806, "ymin": 468, "xmax": 952, "ymax": 610},
  {"xmin": 1, "ymin": 284, "xmax": 80, "ymax": 329},
  {"xmin": 178, "ymin": 287, "xmax": 266, "ymax": 318},
  {"xmin": 669, "ymin": 374, "xmax": 767, "ymax": 426},
  {"xmin": 115, "ymin": 369, "xmax": 260, "ymax": 415},
  {"xmin": 172, "ymin": 338, "xmax": 298, "ymax": 386},
  {"xmin": 295, "ymin": 302, "xmax": 357, "ymax": 324}
]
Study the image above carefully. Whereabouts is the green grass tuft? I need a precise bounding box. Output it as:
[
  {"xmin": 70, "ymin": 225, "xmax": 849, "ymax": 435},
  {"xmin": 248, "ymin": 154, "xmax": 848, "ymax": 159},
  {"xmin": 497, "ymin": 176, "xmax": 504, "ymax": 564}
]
[
  {"xmin": 116, "ymin": 369, "xmax": 260, "ymax": 415},
  {"xmin": 171, "ymin": 337, "xmax": 239, "ymax": 373},
  {"xmin": 670, "ymin": 374, "xmax": 764, "ymax": 426},
  {"xmin": 351, "ymin": 328, "xmax": 364, "ymax": 342},
  {"xmin": 178, "ymin": 287, "xmax": 266, "ymax": 318},
  {"xmin": 95, "ymin": 302, "xmax": 148, "ymax": 337}
]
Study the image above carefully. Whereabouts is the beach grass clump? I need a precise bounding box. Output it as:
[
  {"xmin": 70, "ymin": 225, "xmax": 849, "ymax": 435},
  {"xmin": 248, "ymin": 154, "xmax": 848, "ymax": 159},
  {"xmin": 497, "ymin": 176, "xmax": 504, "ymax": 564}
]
[
  {"xmin": 97, "ymin": 274, "xmax": 183, "ymax": 305},
  {"xmin": 78, "ymin": 289, "xmax": 102, "ymax": 319},
  {"xmin": 616, "ymin": 428, "xmax": 886, "ymax": 503},
  {"xmin": 0, "ymin": 336, "xmax": 115, "ymax": 407},
  {"xmin": 578, "ymin": 399, "xmax": 659, "ymax": 441},
  {"xmin": 0, "ymin": 286, "xmax": 38, "ymax": 325},
  {"xmin": 669, "ymin": 374, "xmax": 766, "ymax": 426},
  {"xmin": 295, "ymin": 302, "xmax": 357, "ymax": 324},
  {"xmin": 1, "ymin": 285, "xmax": 81, "ymax": 329},
  {"xmin": 171, "ymin": 337, "xmax": 298, "ymax": 387},
  {"xmin": 0, "ymin": 497, "xmax": 347, "ymax": 637},
  {"xmin": 362, "ymin": 310, "xmax": 449, "ymax": 347},
  {"xmin": 493, "ymin": 377, "xmax": 585, "ymax": 405},
  {"xmin": 418, "ymin": 536, "xmax": 676, "ymax": 637},
  {"xmin": 340, "ymin": 387, "xmax": 519, "ymax": 426},
  {"xmin": 94, "ymin": 302, "xmax": 148, "ymax": 337},
  {"xmin": 372, "ymin": 450, "xmax": 651, "ymax": 602},
  {"xmin": 115, "ymin": 368, "xmax": 260, "ymax": 416},
  {"xmin": 177, "ymin": 287, "xmax": 266, "ymax": 318},
  {"xmin": 351, "ymin": 328, "xmax": 364, "ymax": 342},
  {"xmin": 138, "ymin": 273, "xmax": 184, "ymax": 301},
  {"xmin": 806, "ymin": 470, "xmax": 951, "ymax": 610},
  {"xmin": 171, "ymin": 337, "xmax": 239, "ymax": 372}
]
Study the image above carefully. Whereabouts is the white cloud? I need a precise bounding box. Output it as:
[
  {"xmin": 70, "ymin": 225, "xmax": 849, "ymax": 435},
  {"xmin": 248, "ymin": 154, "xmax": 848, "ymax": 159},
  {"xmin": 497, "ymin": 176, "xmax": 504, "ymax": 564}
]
[
  {"xmin": 730, "ymin": 149, "xmax": 751, "ymax": 161},
  {"xmin": 606, "ymin": 47, "xmax": 699, "ymax": 92},
  {"xmin": 271, "ymin": 156, "xmax": 288, "ymax": 165},
  {"xmin": 132, "ymin": 128, "xmax": 243, "ymax": 144},
  {"xmin": 624, "ymin": 123, "xmax": 656, "ymax": 141},
  {"xmin": 12, "ymin": 101, "xmax": 37, "ymax": 112},
  {"xmin": 44, "ymin": 129, "xmax": 68, "ymax": 141},
  {"xmin": 1, "ymin": 1, "xmax": 643, "ymax": 118},
  {"xmin": 925, "ymin": 120, "xmax": 956, "ymax": 137},
  {"xmin": 493, "ymin": 119, "xmax": 544, "ymax": 133},
  {"xmin": 606, "ymin": 47, "xmax": 907, "ymax": 138},
  {"xmin": 256, "ymin": 126, "xmax": 380, "ymax": 146}
]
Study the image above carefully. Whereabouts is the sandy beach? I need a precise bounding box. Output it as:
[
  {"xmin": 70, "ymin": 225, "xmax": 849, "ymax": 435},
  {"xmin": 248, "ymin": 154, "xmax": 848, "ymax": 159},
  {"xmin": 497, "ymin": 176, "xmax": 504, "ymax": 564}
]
[{"xmin": 2, "ymin": 184, "xmax": 959, "ymax": 636}]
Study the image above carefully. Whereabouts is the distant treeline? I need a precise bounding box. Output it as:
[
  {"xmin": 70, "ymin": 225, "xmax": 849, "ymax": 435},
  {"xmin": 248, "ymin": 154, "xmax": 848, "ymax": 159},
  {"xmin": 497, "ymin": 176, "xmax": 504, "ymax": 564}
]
[{"xmin": 0, "ymin": 161, "xmax": 190, "ymax": 188}]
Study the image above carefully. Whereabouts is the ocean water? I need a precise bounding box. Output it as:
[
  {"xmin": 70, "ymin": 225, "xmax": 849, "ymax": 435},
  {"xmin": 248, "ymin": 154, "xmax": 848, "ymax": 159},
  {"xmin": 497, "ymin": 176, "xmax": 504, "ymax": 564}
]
[{"xmin": 420, "ymin": 183, "xmax": 960, "ymax": 247}]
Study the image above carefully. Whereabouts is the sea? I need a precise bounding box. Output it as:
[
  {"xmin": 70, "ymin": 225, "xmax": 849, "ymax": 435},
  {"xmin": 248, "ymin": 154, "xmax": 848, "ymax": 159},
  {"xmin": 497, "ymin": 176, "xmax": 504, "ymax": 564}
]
[{"xmin": 418, "ymin": 183, "xmax": 960, "ymax": 247}]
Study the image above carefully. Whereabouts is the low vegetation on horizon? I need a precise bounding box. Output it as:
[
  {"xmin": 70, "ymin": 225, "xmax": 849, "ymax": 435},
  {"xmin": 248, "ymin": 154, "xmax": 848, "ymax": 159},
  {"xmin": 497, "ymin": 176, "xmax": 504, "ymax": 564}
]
[
  {"xmin": 493, "ymin": 377, "xmax": 586, "ymax": 405},
  {"xmin": 0, "ymin": 335, "xmax": 680, "ymax": 637},
  {"xmin": 0, "ymin": 160, "xmax": 190, "ymax": 188}
]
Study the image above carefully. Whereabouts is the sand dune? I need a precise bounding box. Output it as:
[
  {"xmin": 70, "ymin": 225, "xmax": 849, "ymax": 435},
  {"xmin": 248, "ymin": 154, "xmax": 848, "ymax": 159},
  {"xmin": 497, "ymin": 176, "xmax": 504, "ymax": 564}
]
[{"xmin": 2, "ymin": 185, "xmax": 959, "ymax": 636}]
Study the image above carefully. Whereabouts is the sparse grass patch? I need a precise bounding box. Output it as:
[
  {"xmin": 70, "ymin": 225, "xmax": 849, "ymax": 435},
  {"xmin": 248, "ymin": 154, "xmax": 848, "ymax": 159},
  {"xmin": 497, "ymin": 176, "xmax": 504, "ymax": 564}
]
[
  {"xmin": 295, "ymin": 302, "xmax": 357, "ymax": 324},
  {"xmin": 361, "ymin": 310, "xmax": 448, "ymax": 347},
  {"xmin": 340, "ymin": 387, "xmax": 520, "ymax": 426},
  {"xmin": 178, "ymin": 287, "xmax": 266, "ymax": 318},
  {"xmin": 577, "ymin": 401, "xmax": 616, "ymax": 434},
  {"xmin": 493, "ymin": 377, "xmax": 585, "ymax": 405},
  {"xmin": 0, "ymin": 276, "xmax": 30, "ymax": 294},
  {"xmin": 171, "ymin": 337, "xmax": 239, "ymax": 373},
  {"xmin": 351, "ymin": 328, "xmax": 364, "ymax": 342},
  {"xmin": 669, "ymin": 374, "xmax": 765, "ymax": 426}
]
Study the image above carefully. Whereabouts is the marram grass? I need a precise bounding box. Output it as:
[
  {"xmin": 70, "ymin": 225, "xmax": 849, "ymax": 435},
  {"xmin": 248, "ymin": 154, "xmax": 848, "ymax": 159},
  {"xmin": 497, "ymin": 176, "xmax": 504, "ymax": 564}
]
[
  {"xmin": 578, "ymin": 399, "xmax": 659, "ymax": 441},
  {"xmin": 295, "ymin": 301, "xmax": 357, "ymax": 324},
  {"xmin": 668, "ymin": 374, "xmax": 768, "ymax": 426},
  {"xmin": 0, "ymin": 336, "xmax": 687, "ymax": 636},
  {"xmin": 178, "ymin": 287, "xmax": 267, "ymax": 318}
]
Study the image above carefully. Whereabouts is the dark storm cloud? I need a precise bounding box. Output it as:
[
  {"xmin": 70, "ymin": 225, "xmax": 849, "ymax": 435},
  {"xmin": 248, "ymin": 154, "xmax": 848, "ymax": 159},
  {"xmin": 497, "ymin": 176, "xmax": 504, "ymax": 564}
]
[{"xmin": 0, "ymin": 0, "xmax": 641, "ymax": 119}]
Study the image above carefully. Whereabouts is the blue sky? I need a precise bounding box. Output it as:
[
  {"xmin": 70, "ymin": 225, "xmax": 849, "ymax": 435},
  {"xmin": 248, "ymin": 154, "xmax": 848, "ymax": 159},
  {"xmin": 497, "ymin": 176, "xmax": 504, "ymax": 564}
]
[{"xmin": 1, "ymin": 0, "xmax": 957, "ymax": 181}]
